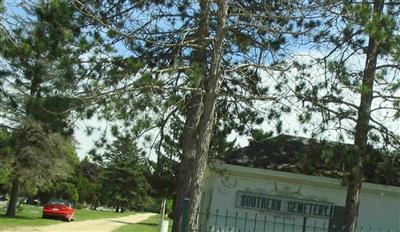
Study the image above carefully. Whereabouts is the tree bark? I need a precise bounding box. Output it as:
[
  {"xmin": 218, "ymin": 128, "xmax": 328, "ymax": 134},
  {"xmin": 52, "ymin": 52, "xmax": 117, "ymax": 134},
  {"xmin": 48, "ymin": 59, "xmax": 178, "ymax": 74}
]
[
  {"xmin": 5, "ymin": 178, "xmax": 20, "ymax": 217},
  {"xmin": 172, "ymin": 0, "xmax": 229, "ymax": 231},
  {"xmin": 344, "ymin": 0, "xmax": 384, "ymax": 231},
  {"xmin": 115, "ymin": 201, "xmax": 120, "ymax": 213},
  {"xmin": 172, "ymin": 0, "xmax": 211, "ymax": 231}
]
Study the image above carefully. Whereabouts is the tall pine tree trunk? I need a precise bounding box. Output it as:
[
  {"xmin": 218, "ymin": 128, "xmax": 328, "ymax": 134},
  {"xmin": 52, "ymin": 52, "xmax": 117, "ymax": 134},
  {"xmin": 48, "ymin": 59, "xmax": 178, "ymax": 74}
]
[
  {"xmin": 115, "ymin": 201, "xmax": 120, "ymax": 213},
  {"xmin": 172, "ymin": 0, "xmax": 210, "ymax": 230},
  {"xmin": 172, "ymin": 0, "xmax": 229, "ymax": 231},
  {"xmin": 344, "ymin": 0, "xmax": 383, "ymax": 231},
  {"xmin": 5, "ymin": 178, "xmax": 20, "ymax": 217}
]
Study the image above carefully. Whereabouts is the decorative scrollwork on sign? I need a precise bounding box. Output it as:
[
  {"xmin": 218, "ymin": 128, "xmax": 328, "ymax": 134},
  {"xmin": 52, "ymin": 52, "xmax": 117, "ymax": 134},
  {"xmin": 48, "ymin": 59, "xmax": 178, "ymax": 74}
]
[
  {"xmin": 218, "ymin": 175, "xmax": 238, "ymax": 195},
  {"xmin": 244, "ymin": 182, "xmax": 329, "ymax": 203}
]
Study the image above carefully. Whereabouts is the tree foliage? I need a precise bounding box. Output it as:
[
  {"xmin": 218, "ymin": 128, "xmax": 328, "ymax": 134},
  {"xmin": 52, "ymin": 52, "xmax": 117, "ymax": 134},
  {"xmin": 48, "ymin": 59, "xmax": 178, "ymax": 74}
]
[
  {"xmin": 10, "ymin": 119, "xmax": 77, "ymax": 196},
  {"xmin": 94, "ymin": 136, "xmax": 154, "ymax": 212},
  {"xmin": 73, "ymin": 1, "xmax": 336, "ymax": 230},
  {"xmin": 1, "ymin": 0, "xmax": 399, "ymax": 230},
  {"xmin": 283, "ymin": 1, "xmax": 400, "ymax": 230},
  {"xmin": 0, "ymin": 0, "xmax": 102, "ymax": 216},
  {"xmin": 0, "ymin": 128, "xmax": 12, "ymax": 189}
]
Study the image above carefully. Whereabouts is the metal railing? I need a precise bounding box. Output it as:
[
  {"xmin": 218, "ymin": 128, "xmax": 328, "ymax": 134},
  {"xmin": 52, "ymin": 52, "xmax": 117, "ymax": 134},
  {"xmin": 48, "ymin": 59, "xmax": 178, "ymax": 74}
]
[
  {"xmin": 191, "ymin": 209, "xmax": 399, "ymax": 232},
  {"xmin": 196, "ymin": 209, "xmax": 328, "ymax": 232}
]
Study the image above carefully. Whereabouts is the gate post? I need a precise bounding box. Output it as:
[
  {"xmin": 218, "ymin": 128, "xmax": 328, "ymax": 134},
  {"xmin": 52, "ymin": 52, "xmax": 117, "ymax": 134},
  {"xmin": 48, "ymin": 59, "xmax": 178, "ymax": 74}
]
[
  {"xmin": 302, "ymin": 217, "xmax": 307, "ymax": 232},
  {"xmin": 181, "ymin": 198, "xmax": 190, "ymax": 232}
]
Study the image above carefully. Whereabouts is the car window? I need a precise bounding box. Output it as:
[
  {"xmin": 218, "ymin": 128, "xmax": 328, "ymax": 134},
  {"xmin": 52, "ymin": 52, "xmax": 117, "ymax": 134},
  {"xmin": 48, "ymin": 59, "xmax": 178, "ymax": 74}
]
[{"xmin": 48, "ymin": 199, "xmax": 71, "ymax": 206}]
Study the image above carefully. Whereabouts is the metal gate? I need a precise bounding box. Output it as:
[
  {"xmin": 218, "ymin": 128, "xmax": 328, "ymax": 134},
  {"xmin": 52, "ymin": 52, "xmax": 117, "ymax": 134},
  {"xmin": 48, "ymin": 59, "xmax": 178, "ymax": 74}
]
[
  {"xmin": 180, "ymin": 199, "xmax": 399, "ymax": 232},
  {"xmin": 196, "ymin": 209, "xmax": 328, "ymax": 232}
]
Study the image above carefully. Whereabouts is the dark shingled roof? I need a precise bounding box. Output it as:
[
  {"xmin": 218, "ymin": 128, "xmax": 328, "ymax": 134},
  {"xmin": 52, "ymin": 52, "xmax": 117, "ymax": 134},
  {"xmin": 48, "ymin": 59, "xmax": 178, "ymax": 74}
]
[{"xmin": 222, "ymin": 134, "xmax": 400, "ymax": 187}]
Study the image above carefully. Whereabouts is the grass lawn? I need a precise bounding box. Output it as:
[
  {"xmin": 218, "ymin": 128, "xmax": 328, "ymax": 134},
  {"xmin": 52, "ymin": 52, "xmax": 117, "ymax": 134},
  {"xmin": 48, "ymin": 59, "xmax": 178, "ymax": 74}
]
[
  {"xmin": 0, "ymin": 204, "xmax": 135, "ymax": 229},
  {"xmin": 114, "ymin": 215, "xmax": 172, "ymax": 232}
]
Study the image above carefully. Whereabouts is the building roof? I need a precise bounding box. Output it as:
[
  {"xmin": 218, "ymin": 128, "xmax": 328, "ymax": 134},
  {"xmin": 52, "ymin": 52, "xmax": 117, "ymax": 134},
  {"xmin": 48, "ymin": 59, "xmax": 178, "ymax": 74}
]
[{"xmin": 222, "ymin": 134, "xmax": 400, "ymax": 187}]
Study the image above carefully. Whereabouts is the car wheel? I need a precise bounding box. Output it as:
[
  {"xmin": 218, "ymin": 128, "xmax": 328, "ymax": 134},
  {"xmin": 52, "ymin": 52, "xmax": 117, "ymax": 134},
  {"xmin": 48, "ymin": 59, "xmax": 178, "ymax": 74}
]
[{"xmin": 42, "ymin": 214, "xmax": 47, "ymax": 219}]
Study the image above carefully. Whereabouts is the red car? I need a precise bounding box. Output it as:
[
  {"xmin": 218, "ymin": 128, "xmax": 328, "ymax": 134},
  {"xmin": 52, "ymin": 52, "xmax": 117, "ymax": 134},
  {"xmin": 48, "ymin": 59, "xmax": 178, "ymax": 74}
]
[{"xmin": 42, "ymin": 199, "xmax": 75, "ymax": 222}]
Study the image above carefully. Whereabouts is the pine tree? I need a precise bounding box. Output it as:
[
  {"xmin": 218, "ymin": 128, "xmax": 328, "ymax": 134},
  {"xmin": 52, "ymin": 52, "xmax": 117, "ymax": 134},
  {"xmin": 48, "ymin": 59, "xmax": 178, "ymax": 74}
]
[
  {"xmin": 5, "ymin": 120, "xmax": 77, "ymax": 216},
  {"xmin": 75, "ymin": 0, "xmax": 325, "ymax": 230},
  {"xmin": 0, "ymin": 0, "xmax": 108, "ymax": 216},
  {"xmin": 95, "ymin": 136, "xmax": 153, "ymax": 212},
  {"xmin": 290, "ymin": 1, "xmax": 400, "ymax": 230}
]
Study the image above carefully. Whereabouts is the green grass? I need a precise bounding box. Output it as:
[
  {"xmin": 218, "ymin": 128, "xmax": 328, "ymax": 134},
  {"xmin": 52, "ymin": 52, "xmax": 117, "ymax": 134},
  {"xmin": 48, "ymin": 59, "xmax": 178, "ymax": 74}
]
[
  {"xmin": 114, "ymin": 215, "xmax": 172, "ymax": 232},
  {"xmin": 0, "ymin": 204, "xmax": 135, "ymax": 229}
]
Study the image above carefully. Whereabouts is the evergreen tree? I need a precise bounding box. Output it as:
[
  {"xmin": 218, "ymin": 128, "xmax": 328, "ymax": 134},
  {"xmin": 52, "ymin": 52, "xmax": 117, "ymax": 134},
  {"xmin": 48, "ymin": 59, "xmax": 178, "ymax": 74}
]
[
  {"xmin": 94, "ymin": 136, "xmax": 153, "ymax": 212},
  {"xmin": 76, "ymin": 157, "xmax": 101, "ymax": 209},
  {"xmin": 0, "ymin": 128, "xmax": 12, "ymax": 191},
  {"xmin": 0, "ymin": 0, "xmax": 108, "ymax": 216},
  {"xmin": 75, "ymin": 1, "xmax": 324, "ymax": 230},
  {"xmin": 5, "ymin": 119, "xmax": 77, "ymax": 216},
  {"xmin": 289, "ymin": 1, "xmax": 400, "ymax": 230}
]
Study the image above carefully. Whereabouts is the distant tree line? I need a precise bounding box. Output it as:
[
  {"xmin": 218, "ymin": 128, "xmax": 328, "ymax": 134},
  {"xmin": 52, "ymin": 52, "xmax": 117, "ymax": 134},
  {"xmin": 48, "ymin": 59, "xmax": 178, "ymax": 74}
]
[
  {"xmin": 0, "ymin": 127, "xmax": 176, "ymax": 213},
  {"xmin": 0, "ymin": 0, "xmax": 174, "ymax": 216}
]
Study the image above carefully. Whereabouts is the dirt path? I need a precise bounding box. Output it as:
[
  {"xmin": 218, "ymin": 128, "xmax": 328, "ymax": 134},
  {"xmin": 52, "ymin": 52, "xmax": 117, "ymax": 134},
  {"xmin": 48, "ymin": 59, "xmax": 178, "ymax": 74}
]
[{"xmin": 1, "ymin": 212, "xmax": 156, "ymax": 232}]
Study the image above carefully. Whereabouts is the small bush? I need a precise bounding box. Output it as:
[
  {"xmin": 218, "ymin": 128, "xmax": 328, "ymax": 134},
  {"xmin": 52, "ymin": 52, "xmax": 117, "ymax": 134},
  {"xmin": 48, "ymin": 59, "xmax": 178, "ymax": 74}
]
[{"xmin": 74, "ymin": 202, "xmax": 85, "ymax": 209}]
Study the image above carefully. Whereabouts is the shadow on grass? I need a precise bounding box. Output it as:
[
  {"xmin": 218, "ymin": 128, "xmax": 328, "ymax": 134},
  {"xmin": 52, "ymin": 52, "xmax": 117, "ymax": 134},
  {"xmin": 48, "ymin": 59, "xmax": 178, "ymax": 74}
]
[
  {"xmin": 0, "ymin": 215, "xmax": 37, "ymax": 220},
  {"xmin": 135, "ymin": 222, "xmax": 158, "ymax": 227},
  {"xmin": 109, "ymin": 220, "xmax": 134, "ymax": 225},
  {"xmin": 108, "ymin": 220, "xmax": 158, "ymax": 227},
  {"xmin": 0, "ymin": 214, "xmax": 63, "ymax": 222}
]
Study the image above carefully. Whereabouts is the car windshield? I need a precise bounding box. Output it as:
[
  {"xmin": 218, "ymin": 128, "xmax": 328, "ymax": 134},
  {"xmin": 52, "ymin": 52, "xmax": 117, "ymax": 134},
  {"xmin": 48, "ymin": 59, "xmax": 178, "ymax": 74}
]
[{"xmin": 47, "ymin": 199, "xmax": 70, "ymax": 205}]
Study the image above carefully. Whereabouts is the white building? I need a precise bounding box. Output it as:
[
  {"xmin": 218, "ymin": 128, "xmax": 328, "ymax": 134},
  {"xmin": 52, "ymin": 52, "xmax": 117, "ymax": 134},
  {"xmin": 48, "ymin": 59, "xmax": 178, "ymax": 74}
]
[{"xmin": 199, "ymin": 135, "xmax": 400, "ymax": 232}]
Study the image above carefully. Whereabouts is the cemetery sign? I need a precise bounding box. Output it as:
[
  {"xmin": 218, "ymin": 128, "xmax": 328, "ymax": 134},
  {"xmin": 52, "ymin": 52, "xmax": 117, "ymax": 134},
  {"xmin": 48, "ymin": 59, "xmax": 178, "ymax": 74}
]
[{"xmin": 236, "ymin": 191, "xmax": 334, "ymax": 219}]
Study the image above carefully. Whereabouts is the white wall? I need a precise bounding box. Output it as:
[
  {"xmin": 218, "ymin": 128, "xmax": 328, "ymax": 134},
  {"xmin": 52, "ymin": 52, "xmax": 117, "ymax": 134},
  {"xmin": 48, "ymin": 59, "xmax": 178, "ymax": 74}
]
[
  {"xmin": 200, "ymin": 164, "xmax": 400, "ymax": 232},
  {"xmin": 357, "ymin": 192, "xmax": 400, "ymax": 229}
]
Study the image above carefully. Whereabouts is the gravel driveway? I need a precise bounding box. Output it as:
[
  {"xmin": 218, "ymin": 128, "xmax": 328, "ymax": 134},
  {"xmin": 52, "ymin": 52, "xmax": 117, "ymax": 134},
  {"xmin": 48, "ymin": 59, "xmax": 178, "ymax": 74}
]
[{"xmin": 1, "ymin": 212, "xmax": 155, "ymax": 232}]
